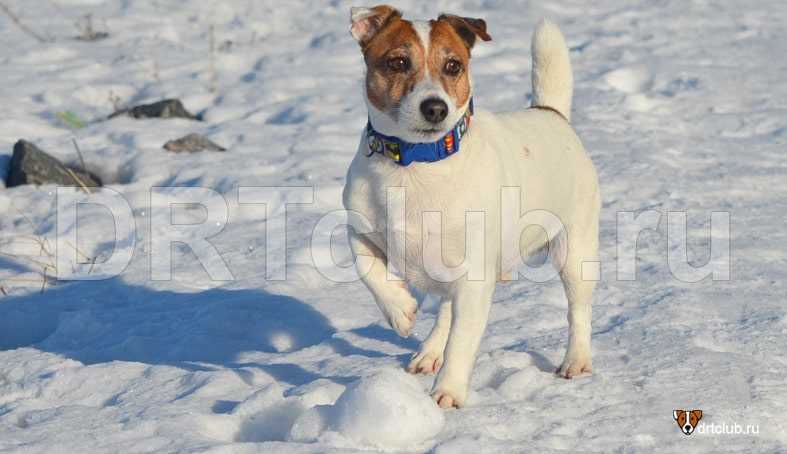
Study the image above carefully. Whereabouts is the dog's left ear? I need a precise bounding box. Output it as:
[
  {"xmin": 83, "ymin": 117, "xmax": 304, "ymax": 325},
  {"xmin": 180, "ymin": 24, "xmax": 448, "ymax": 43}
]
[
  {"xmin": 437, "ymin": 14, "xmax": 492, "ymax": 49},
  {"xmin": 691, "ymin": 410, "xmax": 703, "ymax": 421}
]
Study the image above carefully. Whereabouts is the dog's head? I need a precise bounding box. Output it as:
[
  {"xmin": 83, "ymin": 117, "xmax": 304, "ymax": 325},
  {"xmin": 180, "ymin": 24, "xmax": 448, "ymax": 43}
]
[
  {"xmin": 350, "ymin": 5, "xmax": 491, "ymax": 143},
  {"xmin": 673, "ymin": 409, "xmax": 703, "ymax": 435}
]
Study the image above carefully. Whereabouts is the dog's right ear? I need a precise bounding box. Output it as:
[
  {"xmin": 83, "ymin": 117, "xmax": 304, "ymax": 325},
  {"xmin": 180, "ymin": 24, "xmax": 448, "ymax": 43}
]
[
  {"xmin": 437, "ymin": 14, "xmax": 492, "ymax": 49},
  {"xmin": 673, "ymin": 410, "xmax": 681, "ymax": 421},
  {"xmin": 350, "ymin": 5, "xmax": 402, "ymax": 48}
]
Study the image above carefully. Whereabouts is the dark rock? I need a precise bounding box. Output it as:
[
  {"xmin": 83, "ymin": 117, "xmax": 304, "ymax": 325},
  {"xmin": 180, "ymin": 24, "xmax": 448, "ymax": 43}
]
[
  {"xmin": 109, "ymin": 99, "xmax": 199, "ymax": 120},
  {"xmin": 75, "ymin": 30, "xmax": 109, "ymax": 41},
  {"xmin": 163, "ymin": 133, "xmax": 226, "ymax": 153},
  {"xmin": 6, "ymin": 140, "xmax": 101, "ymax": 188}
]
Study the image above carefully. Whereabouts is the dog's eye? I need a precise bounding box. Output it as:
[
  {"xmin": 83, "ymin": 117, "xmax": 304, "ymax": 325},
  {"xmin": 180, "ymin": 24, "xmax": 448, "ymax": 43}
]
[
  {"xmin": 387, "ymin": 56, "xmax": 410, "ymax": 72},
  {"xmin": 443, "ymin": 59, "xmax": 463, "ymax": 76}
]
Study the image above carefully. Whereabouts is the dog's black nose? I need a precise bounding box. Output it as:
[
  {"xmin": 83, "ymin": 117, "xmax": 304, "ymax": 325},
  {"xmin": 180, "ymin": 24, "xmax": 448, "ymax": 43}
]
[
  {"xmin": 684, "ymin": 425, "xmax": 691, "ymax": 432},
  {"xmin": 420, "ymin": 98, "xmax": 448, "ymax": 124}
]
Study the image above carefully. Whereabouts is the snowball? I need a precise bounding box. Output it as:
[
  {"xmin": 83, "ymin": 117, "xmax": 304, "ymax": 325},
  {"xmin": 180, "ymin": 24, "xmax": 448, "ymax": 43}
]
[{"xmin": 330, "ymin": 368, "xmax": 444, "ymax": 449}]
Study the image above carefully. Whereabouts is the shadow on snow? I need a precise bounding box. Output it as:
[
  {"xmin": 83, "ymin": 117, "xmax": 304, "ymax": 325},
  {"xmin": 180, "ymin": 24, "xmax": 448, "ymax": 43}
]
[{"xmin": 0, "ymin": 278, "xmax": 417, "ymax": 388}]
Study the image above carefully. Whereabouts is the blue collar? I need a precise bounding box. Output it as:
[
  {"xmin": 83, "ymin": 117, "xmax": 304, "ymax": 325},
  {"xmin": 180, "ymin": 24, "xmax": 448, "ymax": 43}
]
[{"xmin": 365, "ymin": 99, "xmax": 474, "ymax": 166}]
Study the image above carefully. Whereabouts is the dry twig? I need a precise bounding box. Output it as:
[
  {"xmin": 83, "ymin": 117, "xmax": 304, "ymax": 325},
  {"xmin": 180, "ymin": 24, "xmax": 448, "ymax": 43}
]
[
  {"xmin": 65, "ymin": 167, "xmax": 92, "ymax": 194},
  {"xmin": 0, "ymin": 203, "xmax": 97, "ymax": 294},
  {"xmin": 0, "ymin": 1, "xmax": 49, "ymax": 43},
  {"xmin": 72, "ymin": 138, "xmax": 87, "ymax": 173}
]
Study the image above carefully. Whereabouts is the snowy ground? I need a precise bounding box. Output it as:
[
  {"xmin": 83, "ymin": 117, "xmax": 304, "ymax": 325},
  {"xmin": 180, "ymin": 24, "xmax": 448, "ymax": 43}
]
[{"xmin": 1, "ymin": 0, "xmax": 786, "ymax": 452}]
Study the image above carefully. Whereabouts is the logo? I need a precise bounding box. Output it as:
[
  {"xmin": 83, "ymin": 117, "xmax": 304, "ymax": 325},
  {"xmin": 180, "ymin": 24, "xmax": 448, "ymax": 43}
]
[{"xmin": 673, "ymin": 409, "xmax": 703, "ymax": 435}]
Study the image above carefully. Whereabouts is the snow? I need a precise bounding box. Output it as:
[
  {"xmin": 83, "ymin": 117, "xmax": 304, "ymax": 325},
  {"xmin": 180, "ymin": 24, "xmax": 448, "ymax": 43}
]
[
  {"xmin": 287, "ymin": 369, "xmax": 444, "ymax": 450},
  {"xmin": 328, "ymin": 369, "xmax": 444, "ymax": 448},
  {"xmin": 1, "ymin": 0, "xmax": 786, "ymax": 452}
]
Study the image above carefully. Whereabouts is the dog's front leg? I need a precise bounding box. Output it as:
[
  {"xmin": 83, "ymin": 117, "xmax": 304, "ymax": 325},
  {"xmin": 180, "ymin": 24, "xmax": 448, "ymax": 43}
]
[
  {"xmin": 349, "ymin": 231, "xmax": 417, "ymax": 337},
  {"xmin": 407, "ymin": 298, "xmax": 451, "ymax": 375},
  {"xmin": 431, "ymin": 282, "xmax": 494, "ymax": 408}
]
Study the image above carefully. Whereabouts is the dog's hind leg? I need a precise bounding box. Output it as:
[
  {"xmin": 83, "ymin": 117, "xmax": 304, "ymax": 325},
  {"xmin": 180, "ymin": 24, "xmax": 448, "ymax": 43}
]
[
  {"xmin": 407, "ymin": 298, "xmax": 451, "ymax": 375},
  {"xmin": 349, "ymin": 231, "xmax": 417, "ymax": 337},
  {"xmin": 555, "ymin": 222, "xmax": 598, "ymax": 379}
]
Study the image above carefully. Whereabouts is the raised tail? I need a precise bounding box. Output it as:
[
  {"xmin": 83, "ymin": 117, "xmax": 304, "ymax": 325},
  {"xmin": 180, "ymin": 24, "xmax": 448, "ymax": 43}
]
[{"xmin": 531, "ymin": 19, "xmax": 573, "ymax": 121}]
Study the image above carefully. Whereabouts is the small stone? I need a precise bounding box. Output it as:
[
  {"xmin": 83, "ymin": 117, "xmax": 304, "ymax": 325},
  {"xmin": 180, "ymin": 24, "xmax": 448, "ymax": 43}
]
[
  {"xmin": 163, "ymin": 133, "xmax": 226, "ymax": 153},
  {"xmin": 75, "ymin": 30, "xmax": 109, "ymax": 41},
  {"xmin": 5, "ymin": 140, "xmax": 101, "ymax": 188},
  {"xmin": 109, "ymin": 99, "xmax": 199, "ymax": 120}
]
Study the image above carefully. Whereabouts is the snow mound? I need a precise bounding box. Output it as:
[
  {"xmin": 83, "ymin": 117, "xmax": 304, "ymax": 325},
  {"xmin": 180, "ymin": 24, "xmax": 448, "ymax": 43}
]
[
  {"xmin": 332, "ymin": 369, "xmax": 444, "ymax": 448},
  {"xmin": 290, "ymin": 369, "xmax": 444, "ymax": 450},
  {"xmin": 231, "ymin": 371, "xmax": 442, "ymax": 450}
]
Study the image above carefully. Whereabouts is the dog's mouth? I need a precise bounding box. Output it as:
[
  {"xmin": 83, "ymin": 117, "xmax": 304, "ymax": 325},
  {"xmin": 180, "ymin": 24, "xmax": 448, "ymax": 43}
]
[{"xmin": 414, "ymin": 127, "xmax": 443, "ymax": 134}]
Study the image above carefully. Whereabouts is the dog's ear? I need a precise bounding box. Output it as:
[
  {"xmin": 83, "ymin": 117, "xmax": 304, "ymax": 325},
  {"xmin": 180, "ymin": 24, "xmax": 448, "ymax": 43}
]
[
  {"xmin": 691, "ymin": 410, "xmax": 703, "ymax": 421},
  {"xmin": 673, "ymin": 410, "xmax": 681, "ymax": 421},
  {"xmin": 437, "ymin": 14, "xmax": 492, "ymax": 49},
  {"xmin": 350, "ymin": 5, "xmax": 402, "ymax": 49}
]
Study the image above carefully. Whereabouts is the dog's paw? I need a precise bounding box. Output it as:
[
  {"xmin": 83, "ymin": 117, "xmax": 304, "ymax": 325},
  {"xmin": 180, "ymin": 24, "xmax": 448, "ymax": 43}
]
[
  {"xmin": 378, "ymin": 289, "xmax": 417, "ymax": 337},
  {"xmin": 431, "ymin": 387, "xmax": 464, "ymax": 409},
  {"xmin": 431, "ymin": 377, "xmax": 468, "ymax": 409},
  {"xmin": 407, "ymin": 347, "xmax": 444, "ymax": 375},
  {"xmin": 388, "ymin": 305, "xmax": 416, "ymax": 337},
  {"xmin": 556, "ymin": 352, "xmax": 592, "ymax": 379}
]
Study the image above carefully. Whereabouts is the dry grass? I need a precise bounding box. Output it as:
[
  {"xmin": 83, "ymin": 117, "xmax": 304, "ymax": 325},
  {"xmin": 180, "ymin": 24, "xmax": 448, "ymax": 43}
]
[
  {"xmin": 74, "ymin": 13, "xmax": 109, "ymax": 41},
  {"xmin": 0, "ymin": 1, "xmax": 50, "ymax": 43},
  {"xmin": 0, "ymin": 203, "xmax": 96, "ymax": 297}
]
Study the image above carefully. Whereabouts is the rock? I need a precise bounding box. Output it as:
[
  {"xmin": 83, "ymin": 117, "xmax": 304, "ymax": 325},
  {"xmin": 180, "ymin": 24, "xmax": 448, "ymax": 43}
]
[
  {"xmin": 163, "ymin": 133, "xmax": 226, "ymax": 153},
  {"xmin": 109, "ymin": 99, "xmax": 199, "ymax": 120},
  {"xmin": 6, "ymin": 140, "xmax": 101, "ymax": 188},
  {"xmin": 75, "ymin": 30, "xmax": 109, "ymax": 41}
]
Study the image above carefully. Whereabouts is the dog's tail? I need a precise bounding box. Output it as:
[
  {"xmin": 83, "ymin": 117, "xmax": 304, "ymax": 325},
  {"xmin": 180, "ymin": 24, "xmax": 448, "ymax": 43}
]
[{"xmin": 531, "ymin": 19, "xmax": 573, "ymax": 121}]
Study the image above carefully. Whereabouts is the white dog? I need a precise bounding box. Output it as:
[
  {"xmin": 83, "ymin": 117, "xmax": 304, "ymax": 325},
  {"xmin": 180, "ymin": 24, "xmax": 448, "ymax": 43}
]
[{"xmin": 343, "ymin": 5, "xmax": 600, "ymax": 408}]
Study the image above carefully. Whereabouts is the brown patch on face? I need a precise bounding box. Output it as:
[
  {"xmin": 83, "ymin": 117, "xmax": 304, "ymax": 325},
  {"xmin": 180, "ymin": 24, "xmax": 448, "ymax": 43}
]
[
  {"xmin": 428, "ymin": 20, "xmax": 473, "ymax": 108},
  {"xmin": 690, "ymin": 410, "xmax": 703, "ymax": 426},
  {"xmin": 674, "ymin": 410, "xmax": 687, "ymax": 428},
  {"xmin": 363, "ymin": 18, "xmax": 425, "ymax": 114}
]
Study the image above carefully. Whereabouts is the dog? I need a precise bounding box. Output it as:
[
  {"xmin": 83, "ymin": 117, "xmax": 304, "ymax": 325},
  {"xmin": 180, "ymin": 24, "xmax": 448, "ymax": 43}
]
[
  {"xmin": 342, "ymin": 5, "xmax": 600, "ymax": 408},
  {"xmin": 673, "ymin": 410, "xmax": 703, "ymax": 435}
]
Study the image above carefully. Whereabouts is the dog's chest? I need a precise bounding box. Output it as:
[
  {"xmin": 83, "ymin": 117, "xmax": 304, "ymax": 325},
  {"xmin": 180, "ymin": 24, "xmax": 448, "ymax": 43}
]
[{"xmin": 366, "ymin": 161, "xmax": 489, "ymax": 287}]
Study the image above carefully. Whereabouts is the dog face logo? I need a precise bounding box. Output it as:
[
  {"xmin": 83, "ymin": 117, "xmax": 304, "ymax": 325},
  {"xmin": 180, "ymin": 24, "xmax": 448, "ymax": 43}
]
[{"xmin": 673, "ymin": 409, "xmax": 703, "ymax": 435}]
